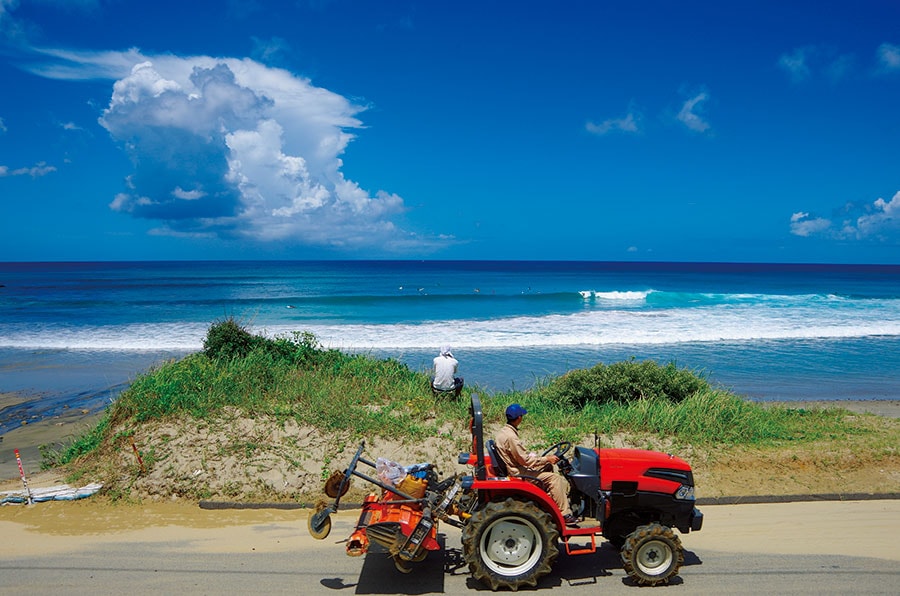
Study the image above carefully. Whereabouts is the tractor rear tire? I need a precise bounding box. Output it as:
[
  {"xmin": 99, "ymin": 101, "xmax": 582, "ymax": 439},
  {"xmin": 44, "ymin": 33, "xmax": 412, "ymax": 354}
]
[
  {"xmin": 621, "ymin": 523, "xmax": 683, "ymax": 586},
  {"xmin": 462, "ymin": 498, "xmax": 559, "ymax": 591}
]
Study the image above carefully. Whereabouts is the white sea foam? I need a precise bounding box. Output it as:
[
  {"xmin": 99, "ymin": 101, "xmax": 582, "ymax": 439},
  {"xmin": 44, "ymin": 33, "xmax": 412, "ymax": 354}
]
[
  {"xmin": 264, "ymin": 304, "xmax": 900, "ymax": 350},
  {"xmin": 0, "ymin": 323, "xmax": 207, "ymax": 351},
  {"xmin": 595, "ymin": 290, "xmax": 651, "ymax": 300},
  {"xmin": 579, "ymin": 290, "xmax": 651, "ymax": 301},
  {"xmin": 1, "ymin": 299, "xmax": 898, "ymax": 351}
]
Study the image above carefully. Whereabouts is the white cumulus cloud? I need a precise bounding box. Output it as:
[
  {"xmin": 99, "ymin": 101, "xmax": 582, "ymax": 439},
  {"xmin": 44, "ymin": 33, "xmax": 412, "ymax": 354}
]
[
  {"xmin": 0, "ymin": 161, "xmax": 57, "ymax": 177},
  {"xmin": 778, "ymin": 47, "xmax": 814, "ymax": 82},
  {"xmin": 790, "ymin": 191, "xmax": 900, "ymax": 241},
  {"xmin": 877, "ymin": 42, "xmax": 900, "ymax": 72},
  {"xmin": 586, "ymin": 111, "xmax": 640, "ymax": 136},
  {"xmin": 677, "ymin": 92, "xmax": 711, "ymax": 133},
  {"xmin": 778, "ymin": 45, "xmax": 855, "ymax": 83},
  {"xmin": 29, "ymin": 48, "xmax": 427, "ymax": 252},
  {"xmin": 789, "ymin": 212, "xmax": 831, "ymax": 237},
  {"xmin": 854, "ymin": 191, "xmax": 900, "ymax": 238}
]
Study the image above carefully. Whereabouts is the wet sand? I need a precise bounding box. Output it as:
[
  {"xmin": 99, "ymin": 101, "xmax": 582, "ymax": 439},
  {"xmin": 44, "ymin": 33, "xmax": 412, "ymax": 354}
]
[
  {"xmin": 0, "ymin": 400, "xmax": 103, "ymax": 482},
  {"xmin": 0, "ymin": 500, "xmax": 306, "ymax": 555}
]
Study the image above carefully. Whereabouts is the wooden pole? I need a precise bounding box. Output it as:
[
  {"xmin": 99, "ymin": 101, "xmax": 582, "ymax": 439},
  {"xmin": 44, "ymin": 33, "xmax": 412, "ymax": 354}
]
[
  {"xmin": 14, "ymin": 449, "xmax": 34, "ymax": 505},
  {"xmin": 131, "ymin": 438, "xmax": 146, "ymax": 475}
]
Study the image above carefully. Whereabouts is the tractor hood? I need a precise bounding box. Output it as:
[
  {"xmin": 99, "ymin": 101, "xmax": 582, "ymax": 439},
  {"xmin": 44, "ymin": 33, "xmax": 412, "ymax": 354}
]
[{"xmin": 598, "ymin": 449, "xmax": 694, "ymax": 494}]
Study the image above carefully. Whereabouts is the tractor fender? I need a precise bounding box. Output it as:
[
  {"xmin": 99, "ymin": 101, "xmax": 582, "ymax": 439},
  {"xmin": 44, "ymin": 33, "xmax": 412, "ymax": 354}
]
[{"xmin": 469, "ymin": 478, "xmax": 564, "ymax": 525}]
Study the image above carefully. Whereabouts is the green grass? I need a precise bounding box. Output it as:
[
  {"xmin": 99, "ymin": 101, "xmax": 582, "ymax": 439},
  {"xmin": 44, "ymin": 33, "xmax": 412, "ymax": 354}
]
[
  {"xmin": 41, "ymin": 414, "xmax": 112, "ymax": 470},
  {"xmin": 491, "ymin": 388, "xmax": 858, "ymax": 448},
  {"xmin": 49, "ymin": 318, "xmax": 879, "ymax": 470}
]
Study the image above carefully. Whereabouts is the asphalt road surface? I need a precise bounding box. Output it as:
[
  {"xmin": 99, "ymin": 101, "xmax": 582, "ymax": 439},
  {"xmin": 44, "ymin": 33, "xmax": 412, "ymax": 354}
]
[{"xmin": 1, "ymin": 500, "xmax": 898, "ymax": 595}]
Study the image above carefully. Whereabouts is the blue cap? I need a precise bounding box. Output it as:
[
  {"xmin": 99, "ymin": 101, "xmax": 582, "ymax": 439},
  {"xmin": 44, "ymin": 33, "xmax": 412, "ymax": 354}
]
[{"xmin": 505, "ymin": 403, "xmax": 528, "ymax": 420}]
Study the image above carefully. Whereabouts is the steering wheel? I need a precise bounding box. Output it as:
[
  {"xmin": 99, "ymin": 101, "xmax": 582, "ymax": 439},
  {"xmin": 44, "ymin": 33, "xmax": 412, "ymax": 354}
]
[
  {"xmin": 541, "ymin": 441, "xmax": 572, "ymax": 459},
  {"xmin": 541, "ymin": 441, "xmax": 572, "ymax": 473},
  {"xmin": 541, "ymin": 441, "xmax": 572, "ymax": 474}
]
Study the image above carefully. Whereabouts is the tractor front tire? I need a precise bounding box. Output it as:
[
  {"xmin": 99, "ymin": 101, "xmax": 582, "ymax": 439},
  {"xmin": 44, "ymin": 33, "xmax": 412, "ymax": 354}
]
[
  {"xmin": 603, "ymin": 512, "xmax": 643, "ymax": 549},
  {"xmin": 621, "ymin": 523, "xmax": 683, "ymax": 586},
  {"xmin": 462, "ymin": 498, "xmax": 559, "ymax": 591}
]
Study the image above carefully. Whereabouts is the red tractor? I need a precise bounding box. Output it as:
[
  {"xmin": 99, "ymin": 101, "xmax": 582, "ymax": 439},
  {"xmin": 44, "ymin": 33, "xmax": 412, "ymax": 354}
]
[{"xmin": 308, "ymin": 393, "xmax": 703, "ymax": 590}]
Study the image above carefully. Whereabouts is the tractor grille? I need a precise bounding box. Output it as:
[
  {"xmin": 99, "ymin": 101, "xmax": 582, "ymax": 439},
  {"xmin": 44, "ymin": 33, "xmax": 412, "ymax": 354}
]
[{"xmin": 645, "ymin": 467, "xmax": 694, "ymax": 485}]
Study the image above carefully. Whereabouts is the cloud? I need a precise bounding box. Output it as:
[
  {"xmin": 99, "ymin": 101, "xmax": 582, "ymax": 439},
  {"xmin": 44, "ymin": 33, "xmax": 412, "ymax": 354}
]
[
  {"xmin": 677, "ymin": 92, "xmax": 711, "ymax": 133},
  {"xmin": 0, "ymin": 0, "xmax": 23, "ymax": 41},
  {"xmin": 0, "ymin": 0, "xmax": 16, "ymax": 21},
  {"xmin": 0, "ymin": 161, "xmax": 57, "ymax": 177},
  {"xmin": 877, "ymin": 42, "xmax": 900, "ymax": 73},
  {"xmin": 586, "ymin": 110, "xmax": 640, "ymax": 136},
  {"xmin": 3, "ymin": 1, "xmax": 103, "ymax": 46},
  {"xmin": 778, "ymin": 45, "xmax": 854, "ymax": 83},
  {"xmin": 778, "ymin": 48, "xmax": 811, "ymax": 82},
  {"xmin": 790, "ymin": 191, "xmax": 900, "ymax": 241},
  {"xmin": 778, "ymin": 47, "xmax": 814, "ymax": 82},
  {"xmin": 824, "ymin": 54, "xmax": 854, "ymax": 83},
  {"xmin": 251, "ymin": 36, "xmax": 290, "ymax": 64},
  {"xmin": 789, "ymin": 212, "xmax": 831, "ymax": 237},
  {"xmin": 24, "ymin": 46, "xmax": 147, "ymax": 80},
  {"xmin": 854, "ymin": 191, "xmax": 900, "ymax": 238},
  {"xmin": 173, "ymin": 186, "xmax": 205, "ymax": 200},
  {"xmin": 0, "ymin": 116, "xmax": 6, "ymax": 133},
  {"xmin": 28, "ymin": 48, "xmax": 426, "ymax": 252}
]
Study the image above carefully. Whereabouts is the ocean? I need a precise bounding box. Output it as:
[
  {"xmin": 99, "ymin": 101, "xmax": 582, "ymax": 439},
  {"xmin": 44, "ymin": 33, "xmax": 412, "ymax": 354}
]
[{"xmin": 1, "ymin": 260, "xmax": 899, "ymax": 434}]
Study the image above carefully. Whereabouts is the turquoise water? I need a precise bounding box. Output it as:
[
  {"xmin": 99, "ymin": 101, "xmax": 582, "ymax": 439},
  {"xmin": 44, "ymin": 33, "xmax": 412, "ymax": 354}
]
[{"xmin": 2, "ymin": 261, "xmax": 899, "ymax": 433}]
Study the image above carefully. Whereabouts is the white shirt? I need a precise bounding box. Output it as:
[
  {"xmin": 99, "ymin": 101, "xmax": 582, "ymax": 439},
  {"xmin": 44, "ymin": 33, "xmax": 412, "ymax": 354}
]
[{"xmin": 432, "ymin": 354, "xmax": 459, "ymax": 389}]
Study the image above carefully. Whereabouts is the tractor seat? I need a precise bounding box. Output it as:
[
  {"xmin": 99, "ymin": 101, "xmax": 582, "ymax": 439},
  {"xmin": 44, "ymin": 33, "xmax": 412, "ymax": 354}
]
[{"xmin": 486, "ymin": 440, "xmax": 509, "ymax": 477}]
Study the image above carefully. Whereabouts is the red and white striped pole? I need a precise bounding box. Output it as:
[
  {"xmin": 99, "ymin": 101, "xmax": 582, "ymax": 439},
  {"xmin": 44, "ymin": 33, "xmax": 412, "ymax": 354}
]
[{"xmin": 14, "ymin": 449, "xmax": 34, "ymax": 505}]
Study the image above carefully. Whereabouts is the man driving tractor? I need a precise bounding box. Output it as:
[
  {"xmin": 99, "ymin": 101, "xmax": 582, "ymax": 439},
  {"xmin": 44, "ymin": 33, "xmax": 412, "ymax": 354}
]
[
  {"xmin": 309, "ymin": 393, "xmax": 702, "ymax": 589},
  {"xmin": 493, "ymin": 403, "xmax": 579, "ymax": 526}
]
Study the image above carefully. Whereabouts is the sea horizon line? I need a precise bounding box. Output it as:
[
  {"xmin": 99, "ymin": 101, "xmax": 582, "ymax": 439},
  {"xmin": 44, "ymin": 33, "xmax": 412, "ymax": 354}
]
[{"xmin": 2, "ymin": 259, "xmax": 899, "ymax": 270}]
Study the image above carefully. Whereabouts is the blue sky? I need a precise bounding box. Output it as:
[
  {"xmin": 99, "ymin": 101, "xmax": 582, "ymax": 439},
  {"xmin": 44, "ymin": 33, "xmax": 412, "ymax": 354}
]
[{"xmin": 1, "ymin": 1, "xmax": 898, "ymax": 264}]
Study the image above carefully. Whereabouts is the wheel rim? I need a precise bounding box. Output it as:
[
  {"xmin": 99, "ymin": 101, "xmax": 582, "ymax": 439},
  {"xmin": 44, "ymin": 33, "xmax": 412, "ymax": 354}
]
[
  {"xmin": 307, "ymin": 510, "xmax": 332, "ymax": 540},
  {"xmin": 635, "ymin": 539, "xmax": 674, "ymax": 576},
  {"xmin": 479, "ymin": 517, "xmax": 543, "ymax": 576},
  {"xmin": 394, "ymin": 556, "xmax": 413, "ymax": 574}
]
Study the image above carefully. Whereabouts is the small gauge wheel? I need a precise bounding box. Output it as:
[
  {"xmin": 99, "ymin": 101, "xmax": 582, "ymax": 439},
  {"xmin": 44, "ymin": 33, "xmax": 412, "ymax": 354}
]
[{"xmin": 307, "ymin": 509, "xmax": 332, "ymax": 540}]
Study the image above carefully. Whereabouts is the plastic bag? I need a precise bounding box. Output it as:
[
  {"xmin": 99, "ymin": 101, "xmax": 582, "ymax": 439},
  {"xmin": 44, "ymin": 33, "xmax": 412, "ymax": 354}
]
[
  {"xmin": 376, "ymin": 457, "xmax": 406, "ymax": 486},
  {"xmin": 405, "ymin": 462, "xmax": 433, "ymax": 479}
]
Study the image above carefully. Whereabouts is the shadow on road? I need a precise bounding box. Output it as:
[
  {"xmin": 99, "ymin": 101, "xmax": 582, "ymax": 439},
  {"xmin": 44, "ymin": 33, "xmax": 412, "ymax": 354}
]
[
  {"xmin": 322, "ymin": 534, "xmax": 703, "ymax": 592},
  {"xmin": 348, "ymin": 536, "xmax": 448, "ymax": 594}
]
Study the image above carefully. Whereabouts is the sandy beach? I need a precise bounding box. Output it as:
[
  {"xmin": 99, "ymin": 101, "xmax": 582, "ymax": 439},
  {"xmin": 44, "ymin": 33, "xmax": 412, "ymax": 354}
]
[{"xmin": 0, "ymin": 398, "xmax": 103, "ymax": 482}]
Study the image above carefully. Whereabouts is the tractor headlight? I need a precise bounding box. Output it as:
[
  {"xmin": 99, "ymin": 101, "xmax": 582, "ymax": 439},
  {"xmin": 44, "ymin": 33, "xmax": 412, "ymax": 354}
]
[{"xmin": 675, "ymin": 484, "xmax": 695, "ymax": 501}]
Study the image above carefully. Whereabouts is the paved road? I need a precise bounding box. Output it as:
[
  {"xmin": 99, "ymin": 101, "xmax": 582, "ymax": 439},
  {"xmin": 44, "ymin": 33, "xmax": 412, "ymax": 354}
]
[{"xmin": 1, "ymin": 500, "xmax": 898, "ymax": 594}]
